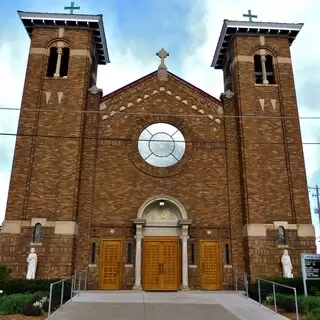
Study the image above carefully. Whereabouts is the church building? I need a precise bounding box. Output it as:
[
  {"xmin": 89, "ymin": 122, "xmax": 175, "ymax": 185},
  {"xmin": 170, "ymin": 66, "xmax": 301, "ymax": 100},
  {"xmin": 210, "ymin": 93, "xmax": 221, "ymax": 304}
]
[{"xmin": 0, "ymin": 8, "xmax": 316, "ymax": 290}]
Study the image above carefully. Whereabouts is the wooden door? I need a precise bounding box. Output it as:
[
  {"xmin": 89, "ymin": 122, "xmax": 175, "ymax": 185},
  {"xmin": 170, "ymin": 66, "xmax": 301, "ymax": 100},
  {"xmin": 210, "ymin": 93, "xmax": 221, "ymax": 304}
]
[
  {"xmin": 143, "ymin": 238, "xmax": 179, "ymax": 291},
  {"xmin": 99, "ymin": 240, "xmax": 122, "ymax": 290},
  {"xmin": 162, "ymin": 240, "xmax": 179, "ymax": 290},
  {"xmin": 143, "ymin": 240, "xmax": 162, "ymax": 290},
  {"xmin": 200, "ymin": 241, "xmax": 221, "ymax": 290}
]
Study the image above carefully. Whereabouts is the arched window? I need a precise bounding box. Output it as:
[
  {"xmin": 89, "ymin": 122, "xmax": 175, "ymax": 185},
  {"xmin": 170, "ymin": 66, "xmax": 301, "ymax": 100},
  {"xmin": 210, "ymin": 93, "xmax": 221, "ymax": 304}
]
[
  {"xmin": 47, "ymin": 47, "xmax": 58, "ymax": 77},
  {"xmin": 60, "ymin": 48, "xmax": 70, "ymax": 77},
  {"xmin": 46, "ymin": 44, "xmax": 70, "ymax": 78},
  {"xmin": 265, "ymin": 55, "xmax": 275, "ymax": 84},
  {"xmin": 33, "ymin": 223, "xmax": 42, "ymax": 243},
  {"xmin": 278, "ymin": 226, "xmax": 286, "ymax": 245},
  {"xmin": 254, "ymin": 54, "xmax": 276, "ymax": 85},
  {"xmin": 254, "ymin": 55, "xmax": 263, "ymax": 84}
]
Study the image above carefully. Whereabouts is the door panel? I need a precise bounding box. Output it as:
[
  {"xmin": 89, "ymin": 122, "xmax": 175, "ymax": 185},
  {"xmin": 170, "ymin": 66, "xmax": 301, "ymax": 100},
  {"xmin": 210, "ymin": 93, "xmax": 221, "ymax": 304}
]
[
  {"xmin": 162, "ymin": 241, "xmax": 179, "ymax": 290},
  {"xmin": 200, "ymin": 241, "xmax": 221, "ymax": 290},
  {"xmin": 143, "ymin": 238, "xmax": 179, "ymax": 291},
  {"xmin": 143, "ymin": 241, "xmax": 162, "ymax": 290},
  {"xmin": 100, "ymin": 240, "xmax": 122, "ymax": 290}
]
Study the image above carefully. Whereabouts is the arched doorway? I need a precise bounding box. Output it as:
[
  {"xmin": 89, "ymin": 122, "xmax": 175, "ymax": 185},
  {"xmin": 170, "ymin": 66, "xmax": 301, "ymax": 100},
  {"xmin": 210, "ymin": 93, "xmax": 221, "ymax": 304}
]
[{"xmin": 133, "ymin": 196, "xmax": 192, "ymax": 291}]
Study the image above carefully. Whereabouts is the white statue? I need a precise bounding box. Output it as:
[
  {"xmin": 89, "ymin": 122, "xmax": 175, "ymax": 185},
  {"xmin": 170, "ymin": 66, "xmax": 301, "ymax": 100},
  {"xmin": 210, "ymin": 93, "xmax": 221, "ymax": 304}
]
[
  {"xmin": 281, "ymin": 249, "xmax": 293, "ymax": 278},
  {"xmin": 26, "ymin": 247, "xmax": 38, "ymax": 280}
]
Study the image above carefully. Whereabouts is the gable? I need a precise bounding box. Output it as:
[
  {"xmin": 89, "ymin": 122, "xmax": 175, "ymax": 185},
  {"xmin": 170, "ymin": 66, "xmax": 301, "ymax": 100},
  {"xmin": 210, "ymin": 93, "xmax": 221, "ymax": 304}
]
[{"xmin": 99, "ymin": 71, "xmax": 224, "ymax": 127}]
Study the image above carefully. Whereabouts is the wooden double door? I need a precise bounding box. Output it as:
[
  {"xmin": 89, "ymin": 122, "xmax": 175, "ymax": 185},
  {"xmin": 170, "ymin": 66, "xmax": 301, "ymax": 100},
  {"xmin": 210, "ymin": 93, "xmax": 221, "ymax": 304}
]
[{"xmin": 143, "ymin": 237, "xmax": 180, "ymax": 291}]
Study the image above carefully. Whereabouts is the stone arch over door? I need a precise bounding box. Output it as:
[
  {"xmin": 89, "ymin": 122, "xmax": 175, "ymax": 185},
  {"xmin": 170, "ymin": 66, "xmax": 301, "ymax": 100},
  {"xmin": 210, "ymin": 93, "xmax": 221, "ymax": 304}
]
[{"xmin": 133, "ymin": 195, "xmax": 192, "ymax": 291}]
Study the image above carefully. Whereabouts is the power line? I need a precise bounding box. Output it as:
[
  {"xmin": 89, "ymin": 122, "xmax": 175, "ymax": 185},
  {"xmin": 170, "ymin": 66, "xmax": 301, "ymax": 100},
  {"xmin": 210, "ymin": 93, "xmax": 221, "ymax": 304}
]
[
  {"xmin": 1, "ymin": 131, "xmax": 320, "ymax": 146},
  {"xmin": 1, "ymin": 106, "xmax": 320, "ymax": 120}
]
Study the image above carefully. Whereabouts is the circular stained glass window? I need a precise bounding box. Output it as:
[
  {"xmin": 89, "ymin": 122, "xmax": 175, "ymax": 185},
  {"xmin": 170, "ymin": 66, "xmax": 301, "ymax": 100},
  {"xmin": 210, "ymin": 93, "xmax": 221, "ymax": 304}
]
[{"xmin": 138, "ymin": 123, "xmax": 186, "ymax": 167}]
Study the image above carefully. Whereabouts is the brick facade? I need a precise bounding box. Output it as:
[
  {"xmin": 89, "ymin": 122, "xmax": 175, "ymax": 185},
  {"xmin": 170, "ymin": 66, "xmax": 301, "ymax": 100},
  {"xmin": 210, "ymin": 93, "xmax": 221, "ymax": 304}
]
[{"xmin": 0, "ymin": 15, "xmax": 316, "ymax": 289}]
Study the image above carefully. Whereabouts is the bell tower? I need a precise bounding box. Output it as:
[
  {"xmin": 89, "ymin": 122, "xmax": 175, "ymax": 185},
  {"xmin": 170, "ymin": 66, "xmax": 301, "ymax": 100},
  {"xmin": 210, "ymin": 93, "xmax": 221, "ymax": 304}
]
[
  {"xmin": 0, "ymin": 10, "xmax": 109, "ymax": 277},
  {"xmin": 212, "ymin": 14, "xmax": 316, "ymax": 278}
]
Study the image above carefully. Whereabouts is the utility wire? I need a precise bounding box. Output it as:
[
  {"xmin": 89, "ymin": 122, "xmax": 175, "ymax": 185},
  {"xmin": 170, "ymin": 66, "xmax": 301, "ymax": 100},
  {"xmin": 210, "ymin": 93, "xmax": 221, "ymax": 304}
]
[
  {"xmin": 1, "ymin": 131, "xmax": 320, "ymax": 145},
  {"xmin": 0, "ymin": 106, "xmax": 320, "ymax": 120}
]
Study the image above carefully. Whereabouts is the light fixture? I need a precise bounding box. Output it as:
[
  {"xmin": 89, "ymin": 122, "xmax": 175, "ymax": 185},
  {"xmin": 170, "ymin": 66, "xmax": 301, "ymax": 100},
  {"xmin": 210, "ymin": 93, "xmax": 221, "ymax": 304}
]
[{"xmin": 159, "ymin": 200, "xmax": 165, "ymax": 206}]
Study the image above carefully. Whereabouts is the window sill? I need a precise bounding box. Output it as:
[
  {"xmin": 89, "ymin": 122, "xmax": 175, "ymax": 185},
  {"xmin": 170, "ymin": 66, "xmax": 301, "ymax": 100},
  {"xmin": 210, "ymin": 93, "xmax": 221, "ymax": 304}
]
[
  {"xmin": 254, "ymin": 84, "xmax": 278, "ymax": 87},
  {"xmin": 44, "ymin": 76, "xmax": 68, "ymax": 80},
  {"xmin": 88, "ymin": 264, "xmax": 97, "ymax": 268},
  {"xmin": 277, "ymin": 244, "xmax": 289, "ymax": 248},
  {"xmin": 30, "ymin": 242, "xmax": 42, "ymax": 246}
]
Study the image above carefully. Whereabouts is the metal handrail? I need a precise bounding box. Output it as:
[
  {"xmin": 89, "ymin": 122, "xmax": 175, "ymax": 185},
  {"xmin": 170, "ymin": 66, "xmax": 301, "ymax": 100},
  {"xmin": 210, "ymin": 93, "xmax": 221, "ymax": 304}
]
[
  {"xmin": 74, "ymin": 269, "xmax": 88, "ymax": 295},
  {"xmin": 256, "ymin": 277, "xmax": 299, "ymax": 320},
  {"xmin": 47, "ymin": 275, "xmax": 75, "ymax": 317}
]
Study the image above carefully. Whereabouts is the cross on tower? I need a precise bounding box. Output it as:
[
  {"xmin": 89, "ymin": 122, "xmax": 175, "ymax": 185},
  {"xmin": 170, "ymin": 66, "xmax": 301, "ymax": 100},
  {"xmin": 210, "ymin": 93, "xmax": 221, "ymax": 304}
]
[
  {"xmin": 64, "ymin": 1, "xmax": 80, "ymax": 14},
  {"xmin": 156, "ymin": 48, "xmax": 169, "ymax": 66},
  {"xmin": 243, "ymin": 9, "xmax": 258, "ymax": 22}
]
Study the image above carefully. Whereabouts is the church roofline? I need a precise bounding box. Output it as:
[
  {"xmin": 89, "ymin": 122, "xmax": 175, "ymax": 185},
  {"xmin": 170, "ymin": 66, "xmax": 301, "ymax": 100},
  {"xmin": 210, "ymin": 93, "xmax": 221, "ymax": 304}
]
[
  {"xmin": 101, "ymin": 70, "xmax": 222, "ymax": 106},
  {"xmin": 17, "ymin": 11, "xmax": 110, "ymax": 65},
  {"xmin": 211, "ymin": 19, "xmax": 303, "ymax": 69}
]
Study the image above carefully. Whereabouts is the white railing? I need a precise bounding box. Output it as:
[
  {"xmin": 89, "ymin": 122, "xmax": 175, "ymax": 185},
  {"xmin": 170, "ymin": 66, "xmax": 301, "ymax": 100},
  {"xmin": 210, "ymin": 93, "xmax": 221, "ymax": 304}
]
[
  {"xmin": 74, "ymin": 269, "xmax": 88, "ymax": 295},
  {"xmin": 47, "ymin": 269, "xmax": 88, "ymax": 317},
  {"xmin": 256, "ymin": 277, "xmax": 299, "ymax": 320},
  {"xmin": 47, "ymin": 276, "xmax": 75, "ymax": 317}
]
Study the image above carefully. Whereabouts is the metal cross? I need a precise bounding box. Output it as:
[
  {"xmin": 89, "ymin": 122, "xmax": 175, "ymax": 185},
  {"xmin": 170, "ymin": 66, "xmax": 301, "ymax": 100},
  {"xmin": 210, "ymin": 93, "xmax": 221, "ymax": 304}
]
[
  {"xmin": 64, "ymin": 1, "xmax": 80, "ymax": 14},
  {"xmin": 156, "ymin": 48, "xmax": 169, "ymax": 66},
  {"xmin": 243, "ymin": 9, "xmax": 258, "ymax": 22}
]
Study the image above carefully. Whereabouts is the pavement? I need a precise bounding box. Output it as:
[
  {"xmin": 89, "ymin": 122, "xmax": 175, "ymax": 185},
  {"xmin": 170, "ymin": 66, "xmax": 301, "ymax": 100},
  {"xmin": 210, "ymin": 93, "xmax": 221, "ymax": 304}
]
[{"xmin": 47, "ymin": 291, "xmax": 290, "ymax": 320}]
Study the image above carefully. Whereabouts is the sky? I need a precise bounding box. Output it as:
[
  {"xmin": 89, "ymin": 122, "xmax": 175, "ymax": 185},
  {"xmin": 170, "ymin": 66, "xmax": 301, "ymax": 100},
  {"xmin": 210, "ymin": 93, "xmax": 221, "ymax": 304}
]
[{"xmin": 0, "ymin": 0, "xmax": 320, "ymax": 246}]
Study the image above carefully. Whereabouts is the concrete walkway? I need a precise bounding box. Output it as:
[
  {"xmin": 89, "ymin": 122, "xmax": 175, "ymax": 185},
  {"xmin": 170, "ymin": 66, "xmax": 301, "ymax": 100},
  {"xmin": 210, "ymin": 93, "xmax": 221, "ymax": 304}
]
[{"xmin": 47, "ymin": 291, "xmax": 290, "ymax": 320}]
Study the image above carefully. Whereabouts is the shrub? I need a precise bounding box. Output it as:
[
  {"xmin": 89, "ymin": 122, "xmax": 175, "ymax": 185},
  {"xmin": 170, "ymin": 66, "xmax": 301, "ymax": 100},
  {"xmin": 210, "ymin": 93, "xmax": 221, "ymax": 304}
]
[
  {"xmin": 248, "ymin": 276, "xmax": 320, "ymax": 302},
  {"xmin": 263, "ymin": 293, "xmax": 301, "ymax": 313},
  {"xmin": 21, "ymin": 302, "xmax": 42, "ymax": 316},
  {"xmin": 0, "ymin": 265, "xmax": 11, "ymax": 281},
  {"xmin": 298, "ymin": 295, "xmax": 320, "ymax": 314},
  {"xmin": 305, "ymin": 309, "xmax": 320, "ymax": 320},
  {"xmin": 0, "ymin": 293, "xmax": 33, "ymax": 315},
  {"xmin": 0, "ymin": 278, "xmax": 72, "ymax": 301}
]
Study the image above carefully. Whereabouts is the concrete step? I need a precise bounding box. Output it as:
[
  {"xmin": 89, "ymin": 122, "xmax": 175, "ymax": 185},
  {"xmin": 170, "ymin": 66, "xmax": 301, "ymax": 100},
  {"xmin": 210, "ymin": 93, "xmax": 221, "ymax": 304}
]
[{"xmin": 47, "ymin": 291, "xmax": 291, "ymax": 320}]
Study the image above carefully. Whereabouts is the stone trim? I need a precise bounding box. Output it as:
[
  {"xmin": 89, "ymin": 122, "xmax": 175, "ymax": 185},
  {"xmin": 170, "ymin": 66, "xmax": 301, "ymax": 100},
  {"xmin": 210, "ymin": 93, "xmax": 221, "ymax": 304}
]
[
  {"xmin": 30, "ymin": 48, "xmax": 48, "ymax": 55},
  {"xmin": 70, "ymin": 49, "xmax": 92, "ymax": 63},
  {"xmin": 0, "ymin": 219, "xmax": 78, "ymax": 235},
  {"xmin": 30, "ymin": 242, "xmax": 43, "ymax": 246},
  {"xmin": 235, "ymin": 55, "xmax": 253, "ymax": 63},
  {"xmin": 297, "ymin": 224, "xmax": 315, "ymax": 237},
  {"xmin": 277, "ymin": 57, "xmax": 291, "ymax": 64},
  {"xmin": 234, "ymin": 55, "xmax": 291, "ymax": 65},
  {"xmin": 243, "ymin": 223, "xmax": 314, "ymax": 237}
]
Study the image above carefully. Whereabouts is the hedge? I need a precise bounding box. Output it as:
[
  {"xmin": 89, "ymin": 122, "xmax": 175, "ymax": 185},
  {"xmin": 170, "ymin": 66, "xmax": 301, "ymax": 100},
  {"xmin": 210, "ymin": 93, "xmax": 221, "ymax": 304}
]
[
  {"xmin": 248, "ymin": 276, "xmax": 320, "ymax": 302},
  {"xmin": 0, "ymin": 278, "xmax": 71, "ymax": 297}
]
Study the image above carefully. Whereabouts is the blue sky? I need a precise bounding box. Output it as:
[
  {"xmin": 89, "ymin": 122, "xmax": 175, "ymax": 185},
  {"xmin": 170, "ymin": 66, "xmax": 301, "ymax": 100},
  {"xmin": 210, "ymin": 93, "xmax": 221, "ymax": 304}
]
[{"xmin": 1, "ymin": 0, "xmax": 320, "ymax": 247}]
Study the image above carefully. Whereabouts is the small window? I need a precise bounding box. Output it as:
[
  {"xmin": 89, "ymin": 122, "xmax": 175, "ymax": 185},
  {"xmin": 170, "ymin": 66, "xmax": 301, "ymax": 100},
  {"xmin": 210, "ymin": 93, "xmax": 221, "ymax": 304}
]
[
  {"xmin": 47, "ymin": 47, "xmax": 58, "ymax": 77},
  {"xmin": 90, "ymin": 243, "xmax": 96, "ymax": 264},
  {"xmin": 225, "ymin": 244, "xmax": 231, "ymax": 265},
  {"xmin": 265, "ymin": 55, "xmax": 275, "ymax": 84},
  {"xmin": 33, "ymin": 223, "xmax": 42, "ymax": 243},
  {"xmin": 127, "ymin": 243, "xmax": 132, "ymax": 264},
  {"xmin": 254, "ymin": 55, "xmax": 263, "ymax": 84},
  {"xmin": 60, "ymin": 48, "xmax": 70, "ymax": 78},
  {"xmin": 278, "ymin": 226, "xmax": 286, "ymax": 245},
  {"xmin": 191, "ymin": 243, "xmax": 196, "ymax": 265}
]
